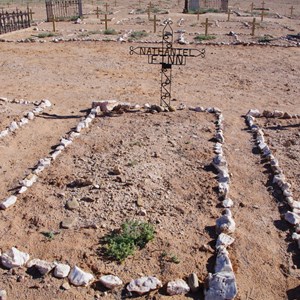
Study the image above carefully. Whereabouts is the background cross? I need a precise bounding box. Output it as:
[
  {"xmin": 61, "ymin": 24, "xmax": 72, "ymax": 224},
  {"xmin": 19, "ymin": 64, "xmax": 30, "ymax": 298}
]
[
  {"xmin": 101, "ymin": 13, "xmax": 112, "ymax": 30},
  {"xmin": 201, "ymin": 18, "xmax": 213, "ymax": 36}
]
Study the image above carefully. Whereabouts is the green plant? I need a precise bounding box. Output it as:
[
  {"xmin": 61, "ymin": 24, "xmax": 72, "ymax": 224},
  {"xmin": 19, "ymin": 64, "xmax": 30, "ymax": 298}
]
[
  {"xmin": 41, "ymin": 231, "xmax": 59, "ymax": 240},
  {"xmin": 130, "ymin": 30, "xmax": 148, "ymax": 40},
  {"xmin": 103, "ymin": 221, "xmax": 155, "ymax": 261},
  {"xmin": 258, "ymin": 35, "xmax": 273, "ymax": 43},
  {"xmin": 103, "ymin": 28, "xmax": 117, "ymax": 35},
  {"xmin": 194, "ymin": 34, "xmax": 216, "ymax": 41},
  {"xmin": 32, "ymin": 32, "xmax": 57, "ymax": 38},
  {"xmin": 169, "ymin": 254, "xmax": 180, "ymax": 264}
]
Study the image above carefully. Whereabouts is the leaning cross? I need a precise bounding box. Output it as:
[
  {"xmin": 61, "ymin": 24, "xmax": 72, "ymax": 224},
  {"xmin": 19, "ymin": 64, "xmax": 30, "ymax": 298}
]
[
  {"xmin": 250, "ymin": 17, "xmax": 260, "ymax": 36},
  {"xmin": 201, "ymin": 18, "xmax": 213, "ymax": 36},
  {"xmin": 129, "ymin": 20, "xmax": 205, "ymax": 107},
  {"xmin": 101, "ymin": 14, "xmax": 112, "ymax": 30}
]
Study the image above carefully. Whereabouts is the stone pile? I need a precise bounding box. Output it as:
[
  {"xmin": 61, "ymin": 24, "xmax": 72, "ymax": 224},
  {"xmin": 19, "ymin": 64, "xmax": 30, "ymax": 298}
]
[
  {"xmin": 245, "ymin": 109, "xmax": 300, "ymax": 250},
  {"xmin": 0, "ymin": 104, "xmax": 100, "ymax": 210},
  {"xmin": 0, "ymin": 99, "xmax": 51, "ymax": 140}
]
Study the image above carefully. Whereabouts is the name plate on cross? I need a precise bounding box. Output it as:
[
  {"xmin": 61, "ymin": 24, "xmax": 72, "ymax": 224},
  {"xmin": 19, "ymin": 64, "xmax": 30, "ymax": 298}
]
[{"xmin": 130, "ymin": 20, "xmax": 205, "ymax": 107}]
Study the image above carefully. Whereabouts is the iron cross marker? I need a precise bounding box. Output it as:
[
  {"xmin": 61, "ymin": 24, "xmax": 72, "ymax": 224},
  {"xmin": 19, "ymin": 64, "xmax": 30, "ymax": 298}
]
[{"xmin": 130, "ymin": 21, "xmax": 205, "ymax": 107}]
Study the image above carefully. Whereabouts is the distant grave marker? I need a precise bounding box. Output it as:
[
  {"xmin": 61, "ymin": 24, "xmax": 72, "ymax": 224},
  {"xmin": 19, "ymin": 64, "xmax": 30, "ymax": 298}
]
[
  {"xmin": 101, "ymin": 13, "xmax": 111, "ymax": 30},
  {"xmin": 94, "ymin": 6, "xmax": 100, "ymax": 18},
  {"xmin": 201, "ymin": 17, "xmax": 212, "ymax": 36},
  {"xmin": 290, "ymin": 6, "xmax": 294, "ymax": 17},
  {"xmin": 250, "ymin": 17, "xmax": 259, "ymax": 36},
  {"xmin": 129, "ymin": 21, "xmax": 205, "ymax": 107},
  {"xmin": 227, "ymin": 8, "xmax": 231, "ymax": 21},
  {"xmin": 150, "ymin": 14, "xmax": 160, "ymax": 33},
  {"xmin": 147, "ymin": 1, "xmax": 154, "ymax": 20}
]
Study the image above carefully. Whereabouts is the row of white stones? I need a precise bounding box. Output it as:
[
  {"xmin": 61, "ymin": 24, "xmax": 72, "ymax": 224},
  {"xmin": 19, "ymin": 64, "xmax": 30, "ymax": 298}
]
[
  {"xmin": 0, "ymin": 102, "xmax": 236, "ymax": 298},
  {"xmin": 0, "ymin": 99, "xmax": 52, "ymax": 140},
  {"xmin": 0, "ymin": 97, "xmax": 40, "ymax": 105},
  {"xmin": 0, "ymin": 104, "xmax": 100, "ymax": 210},
  {"xmin": 190, "ymin": 107, "xmax": 237, "ymax": 299},
  {"xmin": 245, "ymin": 109, "xmax": 300, "ymax": 250}
]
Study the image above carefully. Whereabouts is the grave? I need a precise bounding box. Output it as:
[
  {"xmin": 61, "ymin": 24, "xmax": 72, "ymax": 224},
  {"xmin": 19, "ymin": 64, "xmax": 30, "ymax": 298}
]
[{"xmin": 0, "ymin": 9, "xmax": 30, "ymax": 34}]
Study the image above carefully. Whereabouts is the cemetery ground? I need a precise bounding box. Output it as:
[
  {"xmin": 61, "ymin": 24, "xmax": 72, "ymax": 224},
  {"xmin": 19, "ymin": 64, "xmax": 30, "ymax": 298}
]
[{"xmin": 0, "ymin": 1, "xmax": 300, "ymax": 300}]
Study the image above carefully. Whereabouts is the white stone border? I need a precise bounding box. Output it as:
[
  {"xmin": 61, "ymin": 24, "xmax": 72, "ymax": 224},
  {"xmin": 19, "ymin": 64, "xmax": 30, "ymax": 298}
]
[
  {"xmin": 188, "ymin": 106, "xmax": 237, "ymax": 299},
  {"xmin": 245, "ymin": 109, "xmax": 300, "ymax": 250},
  {"xmin": 0, "ymin": 103, "xmax": 238, "ymax": 298},
  {"xmin": 0, "ymin": 99, "xmax": 52, "ymax": 140}
]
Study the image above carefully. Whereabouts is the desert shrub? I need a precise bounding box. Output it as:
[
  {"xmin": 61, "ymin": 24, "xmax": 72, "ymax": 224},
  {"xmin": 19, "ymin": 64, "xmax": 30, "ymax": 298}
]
[
  {"xmin": 194, "ymin": 34, "xmax": 216, "ymax": 41},
  {"xmin": 130, "ymin": 30, "xmax": 148, "ymax": 40},
  {"xmin": 103, "ymin": 221, "xmax": 155, "ymax": 261}
]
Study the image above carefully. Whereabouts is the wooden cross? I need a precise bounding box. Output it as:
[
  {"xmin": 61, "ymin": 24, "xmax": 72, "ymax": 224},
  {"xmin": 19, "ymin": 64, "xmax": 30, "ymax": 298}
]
[
  {"xmin": 104, "ymin": 2, "xmax": 109, "ymax": 12},
  {"xmin": 150, "ymin": 14, "xmax": 160, "ymax": 33},
  {"xmin": 261, "ymin": 1, "xmax": 265, "ymax": 9},
  {"xmin": 201, "ymin": 18, "xmax": 213, "ymax": 36},
  {"xmin": 94, "ymin": 6, "xmax": 99, "ymax": 18},
  {"xmin": 52, "ymin": 16, "xmax": 56, "ymax": 32},
  {"xmin": 290, "ymin": 5, "xmax": 294, "ymax": 17},
  {"xmin": 148, "ymin": 1, "xmax": 153, "ymax": 20},
  {"xmin": 197, "ymin": 9, "xmax": 200, "ymax": 21},
  {"xmin": 250, "ymin": 2, "xmax": 254, "ymax": 13},
  {"xmin": 227, "ymin": 9, "xmax": 231, "ymax": 21},
  {"xmin": 29, "ymin": 9, "xmax": 34, "ymax": 21},
  {"xmin": 101, "ymin": 13, "xmax": 112, "ymax": 30},
  {"xmin": 250, "ymin": 17, "xmax": 259, "ymax": 36},
  {"xmin": 114, "ymin": 0, "xmax": 117, "ymax": 7}
]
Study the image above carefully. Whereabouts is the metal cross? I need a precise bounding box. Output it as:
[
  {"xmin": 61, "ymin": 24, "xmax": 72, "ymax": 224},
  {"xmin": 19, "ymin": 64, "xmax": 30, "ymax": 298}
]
[
  {"xmin": 129, "ymin": 21, "xmax": 205, "ymax": 107},
  {"xmin": 201, "ymin": 18, "xmax": 213, "ymax": 36}
]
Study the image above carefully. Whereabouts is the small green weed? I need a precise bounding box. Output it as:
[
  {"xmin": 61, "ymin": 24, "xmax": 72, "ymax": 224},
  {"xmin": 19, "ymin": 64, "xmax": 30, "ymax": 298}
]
[
  {"xmin": 258, "ymin": 35, "xmax": 273, "ymax": 43},
  {"xmin": 103, "ymin": 28, "xmax": 117, "ymax": 35},
  {"xmin": 32, "ymin": 32, "xmax": 57, "ymax": 38},
  {"xmin": 194, "ymin": 34, "xmax": 216, "ymax": 41},
  {"xmin": 41, "ymin": 231, "xmax": 59, "ymax": 240},
  {"xmin": 130, "ymin": 30, "xmax": 148, "ymax": 40},
  {"xmin": 103, "ymin": 221, "xmax": 155, "ymax": 262}
]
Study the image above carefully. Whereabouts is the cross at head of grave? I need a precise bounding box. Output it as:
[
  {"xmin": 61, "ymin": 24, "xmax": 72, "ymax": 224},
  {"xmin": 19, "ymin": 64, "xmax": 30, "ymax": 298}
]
[{"xmin": 129, "ymin": 20, "xmax": 205, "ymax": 108}]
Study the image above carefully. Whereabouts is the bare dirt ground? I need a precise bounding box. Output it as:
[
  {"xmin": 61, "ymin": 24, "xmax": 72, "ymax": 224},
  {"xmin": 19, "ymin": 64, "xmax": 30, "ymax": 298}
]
[{"xmin": 0, "ymin": 0, "xmax": 299, "ymax": 299}]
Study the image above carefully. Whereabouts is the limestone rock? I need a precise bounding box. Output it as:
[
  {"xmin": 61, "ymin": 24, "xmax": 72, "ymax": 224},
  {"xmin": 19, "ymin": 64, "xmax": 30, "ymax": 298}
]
[
  {"xmin": 21, "ymin": 174, "xmax": 38, "ymax": 187},
  {"xmin": 26, "ymin": 111, "xmax": 34, "ymax": 120},
  {"xmin": 216, "ymin": 209, "xmax": 236, "ymax": 234},
  {"xmin": 222, "ymin": 198, "xmax": 233, "ymax": 208},
  {"xmin": 68, "ymin": 266, "xmax": 94, "ymax": 286},
  {"xmin": 27, "ymin": 259, "xmax": 55, "ymax": 275},
  {"xmin": 205, "ymin": 271, "xmax": 237, "ymax": 300},
  {"xmin": 247, "ymin": 109, "xmax": 260, "ymax": 117},
  {"xmin": 66, "ymin": 199, "xmax": 80, "ymax": 210},
  {"xmin": 0, "ymin": 290, "xmax": 7, "ymax": 300},
  {"xmin": 167, "ymin": 279, "xmax": 190, "ymax": 295},
  {"xmin": 1, "ymin": 247, "xmax": 30, "ymax": 269},
  {"xmin": 215, "ymin": 247, "xmax": 233, "ymax": 273},
  {"xmin": 61, "ymin": 217, "xmax": 77, "ymax": 229},
  {"xmin": 54, "ymin": 263, "xmax": 71, "ymax": 278},
  {"xmin": 127, "ymin": 276, "xmax": 162, "ymax": 295},
  {"xmin": 99, "ymin": 275, "xmax": 123, "ymax": 289},
  {"xmin": 216, "ymin": 233, "xmax": 235, "ymax": 249},
  {"xmin": 284, "ymin": 211, "xmax": 300, "ymax": 225},
  {"xmin": 9, "ymin": 121, "xmax": 18, "ymax": 132},
  {"xmin": 0, "ymin": 195, "xmax": 17, "ymax": 210},
  {"xmin": 188, "ymin": 273, "xmax": 199, "ymax": 293},
  {"xmin": 92, "ymin": 100, "xmax": 118, "ymax": 112},
  {"xmin": 61, "ymin": 282, "xmax": 71, "ymax": 290}
]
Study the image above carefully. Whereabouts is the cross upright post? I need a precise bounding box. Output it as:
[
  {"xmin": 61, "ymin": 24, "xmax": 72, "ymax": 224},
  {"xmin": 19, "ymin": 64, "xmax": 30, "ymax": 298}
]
[
  {"xmin": 290, "ymin": 5, "xmax": 294, "ymax": 17},
  {"xmin": 147, "ymin": 1, "xmax": 153, "ymax": 20},
  {"xmin": 250, "ymin": 2, "xmax": 254, "ymax": 13},
  {"xmin": 227, "ymin": 9, "xmax": 231, "ymax": 21},
  {"xmin": 201, "ymin": 18, "xmax": 212, "ymax": 36},
  {"xmin": 129, "ymin": 21, "xmax": 205, "ymax": 108},
  {"xmin": 250, "ymin": 17, "xmax": 259, "ymax": 36},
  {"xmin": 95, "ymin": 6, "xmax": 99, "ymax": 18},
  {"xmin": 104, "ymin": 2, "xmax": 109, "ymax": 12}
]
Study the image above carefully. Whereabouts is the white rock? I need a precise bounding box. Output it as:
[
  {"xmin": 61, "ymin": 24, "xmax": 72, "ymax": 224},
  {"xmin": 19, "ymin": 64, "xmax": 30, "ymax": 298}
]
[
  {"xmin": 292, "ymin": 233, "xmax": 300, "ymax": 249},
  {"xmin": 0, "ymin": 97, "xmax": 8, "ymax": 102},
  {"xmin": 27, "ymin": 259, "xmax": 55, "ymax": 275},
  {"xmin": 205, "ymin": 271, "xmax": 237, "ymax": 300},
  {"xmin": 216, "ymin": 209, "xmax": 236, "ymax": 234},
  {"xmin": 32, "ymin": 107, "xmax": 43, "ymax": 114},
  {"xmin": 9, "ymin": 121, "xmax": 18, "ymax": 132},
  {"xmin": 21, "ymin": 174, "xmax": 38, "ymax": 188},
  {"xmin": 26, "ymin": 112, "xmax": 35, "ymax": 120},
  {"xmin": 19, "ymin": 117, "xmax": 29, "ymax": 127},
  {"xmin": 167, "ymin": 279, "xmax": 190, "ymax": 295},
  {"xmin": 68, "ymin": 266, "xmax": 94, "ymax": 286},
  {"xmin": 285, "ymin": 211, "xmax": 300, "ymax": 225},
  {"xmin": 1, "ymin": 247, "xmax": 30, "ymax": 269},
  {"xmin": 69, "ymin": 131, "xmax": 80, "ymax": 140},
  {"xmin": 222, "ymin": 198, "xmax": 234, "ymax": 208},
  {"xmin": 60, "ymin": 138, "xmax": 72, "ymax": 147},
  {"xmin": 18, "ymin": 186, "xmax": 28, "ymax": 194},
  {"xmin": 76, "ymin": 122, "xmax": 85, "ymax": 132},
  {"xmin": 127, "ymin": 276, "xmax": 162, "ymax": 295},
  {"xmin": 92, "ymin": 100, "xmax": 118, "ymax": 112},
  {"xmin": 0, "ymin": 195, "xmax": 17, "ymax": 210},
  {"xmin": 51, "ymin": 150, "xmax": 61, "ymax": 160},
  {"xmin": 247, "ymin": 109, "xmax": 261, "ymax": 118},
  {"xmin": 53, "ymin": 263, "xmax": 71, "ymax": 278},
  {"xmin": 0, "ymin": 289, "xmax": 7, "ymax": 300},
  {"xmin": 216, "ymin": 233, "xmax": 235, "ymax": 249},
  {"xmin": 99, "ymin": 275, "xmax": 123, "ymax": 289},
  {"xmin": 41, "ymin": 99, "xmax": 52, "ymax": 107},
  {"xmin": 0, "ymin": 130, "xmax": 9, "ymax": 138},
  {"xmin": 215, "ymin": 247, "xmax": 233, "ymax": 273}
]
